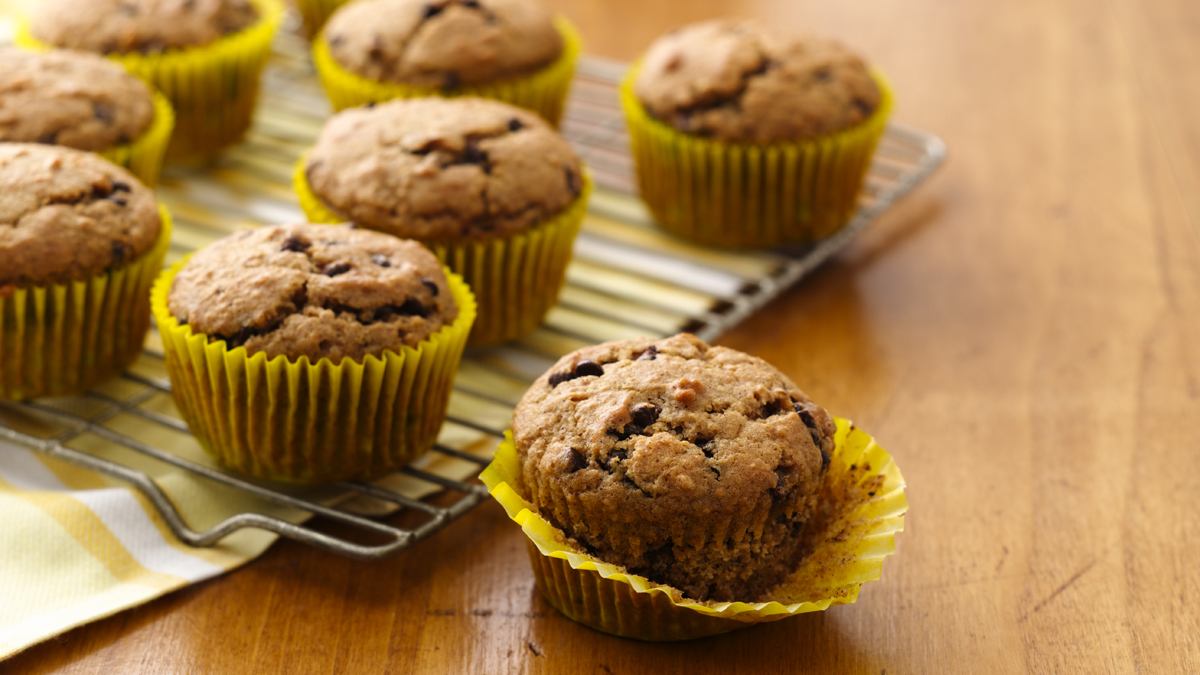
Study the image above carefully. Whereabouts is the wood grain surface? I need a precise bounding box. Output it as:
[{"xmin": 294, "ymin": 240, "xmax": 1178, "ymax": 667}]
[{"xmin": 6, "ymin": 0, "xmax": 1200, "ymax": 672}]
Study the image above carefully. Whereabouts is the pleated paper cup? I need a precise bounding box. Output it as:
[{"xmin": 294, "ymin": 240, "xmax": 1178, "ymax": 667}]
[
  {"xmin": 17, "ymin": 0, "xmax": 283, "ymax": 161},
  {"xmin": 150, "ymin": 262, "xmax": 477, "ymax": 483},
  {"xmin": 294, "ymin": 156, "xmax": 590, "ymax": 346},
  {"xmin": 481, "ymin": 418, "xmax": 907, "ymax": 641},
  {"xmin": 94, "ymin": 90, "xmax": 175, "ymax": 188},
  {"xmin": 0, "ymin": 206, "xmax": 173, "ymax": 401},
  {"xmin": 621, "ymin": 66, "xmax": 893, "ymax": 248},
  {"xmin": 312, "ymin": 15, "xmax": 581, "ymax": 126}
]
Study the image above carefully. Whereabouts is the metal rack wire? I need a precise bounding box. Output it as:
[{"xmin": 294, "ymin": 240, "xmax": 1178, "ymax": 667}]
[{"xmin": 0, "ymin": 39, "xmax": 945, "ymax": 560}]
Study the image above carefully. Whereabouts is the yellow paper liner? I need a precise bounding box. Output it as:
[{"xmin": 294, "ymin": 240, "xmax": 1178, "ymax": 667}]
[
  {"xmin": 17, "ymin": 0, "xmax": 283, "ymax": 161},
  {"xmin": 481, "ymin": 418, "xmax": 907, "ymax": 641},
  {"xmin": 0, "ymin": 206, "xmax": 173, "ymax": 401},
  {"xmin": 621, "ymin": 66, "xmax": 894, "ymax": 248},
  {"xmin": 293, "ymin": 0, "xmax": 349, "ymax": 38},
  {"xmin": 95, "ymin": 90, "xmax": 175, "ymax": 188},
  {"xmin": 295, "ymin": 156, "xmax": 590, "ymax": 346},
  {"xmin": 150, "ymin": 261, "xmax": 477, "ymax": 483},
  {"xmin": 312, "ymin": 15, "xmax": 581, "ymax": 126}
]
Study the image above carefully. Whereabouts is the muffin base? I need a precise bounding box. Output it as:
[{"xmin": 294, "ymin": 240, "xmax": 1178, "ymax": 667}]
[
  {"xmin": 482, "ymin": 418, "xmax": 907, "ymax": 641},
  {"xmin": 295, "ymin": 157, "xmax": 590, "ymax": 347},
  {"xmin": 0, "ymin": 206, "xmax": 173, "ymax": 401},
  {"xmin": 312, "ymin": 15, "xmax": 581, "ymax": 126},
  {"xmin": 294, "ymin": 0, "xmax": 349, "ymax": 38},
  {"xmin": 151, "ymin": 262, "xmax": 476, "ymax": 483},
  {"xmin": 622, "ymin": 67, "xmax": 893, "ymax": 248},
  {"xmin": 17, "ymin": 0, "xmax": 283, "ymax": 161}
]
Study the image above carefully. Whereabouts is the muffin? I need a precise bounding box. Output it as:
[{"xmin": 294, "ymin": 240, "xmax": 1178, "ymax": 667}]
[
  {"xmin": 622, "ymin": 19, "xmax": 893, "ymax": 247},
  {"xmin": 152, "ymin": 223, "xmax": 476, "ymax": 482},
  {"xmin": 484, "ymin": 333, "xmax": 909, "ymax": 640},
  {"xmin": 0, "ymin": 143, "xmax": 170, "ymax": 400},
  {"xmin": 295, "ymin": 96, "xmax": 589, "ymax": 346},
  {"xmin": 511, "ymin": 333, "xmax": 834, "ymax": 601},
  {"xmin": 0, "ymin": 48, "xmax": 173, "ymax": 186},
  {"xmin": 313, "ymin": 0, "xmax": 580, "ymax": 124},
  {"xmin": 20, "ymin": 0, "xmax": 283, "ymax": 160}
]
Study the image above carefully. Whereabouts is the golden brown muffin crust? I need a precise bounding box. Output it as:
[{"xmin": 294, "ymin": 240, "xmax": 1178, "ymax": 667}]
[
  {"xmin": 305, "ymin": 97, "xmax": 583, "ymax": 241},
  {"xmin": 512, "ymin": 334, "xmax": 835, "ymax": 601},
  {"xmin": 167, "ymin": 223, "xmax": 459, "ymax": 363},
  {"xmin": 0, "ymin": 144, "xmax": 161, "ymax": 287},
  {"xmin": 323, "ymin": 0, "xmax": 562, "ymax": 88},
  {"xmin": 29, "ymin": 0, "xmax": 259, "ymax": 54},
  {"xmin": 0, "ymin": 48, "xmax": 155, "ymax": 151},
  {"xmin": 635, "ymin": 19, "xmax": 881, "ymax": 143}
]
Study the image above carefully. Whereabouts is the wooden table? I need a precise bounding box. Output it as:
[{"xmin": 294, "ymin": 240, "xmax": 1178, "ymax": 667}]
[{"xmin": 8, "ymin": 0, "xmax": 1200, "ymax": 672}]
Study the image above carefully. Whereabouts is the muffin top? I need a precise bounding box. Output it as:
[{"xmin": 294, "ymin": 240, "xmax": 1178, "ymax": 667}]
[
  {"xmin": 323, "ymin": 0, "xmax": 562, "ymax": 88},
  {"xmin": 29, "ymin": 0, "xmax": 259, "ymax": 54},
  {"xmin": 512, "ymin": 333, "xmax": 835, "ymax": 601},
  {"xmin": 0, "ymin": 48, "xmax": 155, "ymax": 151},
  {"xmin": 0, "ymin": 144, "xmax": 161, "ymax": 287},
  {"xmin": 168, "ymin": 223, "xmax": 459, "ymax": 363},
  {"xmin": 634, "ymin": 19, "xmax": 882, "ymax": 143},
  {"xmin": 305, "ymin": 97, "xmax": 583, "ymax": 241}
]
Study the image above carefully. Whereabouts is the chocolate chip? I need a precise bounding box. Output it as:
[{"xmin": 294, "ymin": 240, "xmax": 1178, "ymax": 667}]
[
  {"xmin": 443, "ymin": 71, "xmax": 461, "ymax": 90},
  {"xmin": 575, "ymin": 360, "xmax": 603, "ymax": 378},
  {"xmin": 108, "ymin": 195, "xmax": 127, "ymax": 206},
  {"xmin": 602, "ymin": 447, "xmax": 627, "ymax": 470},
  {"xmin": 564, "ymin": 168, "xmax": 580, "ymax": 197},
  {"xmin": 421, "ymin": 278, "xmax": 440, "ymax": 296},
  {"xmin": 814, "ymin": 67, "xmax": 832, "ymax": 82},
  {"xmin": 695, "ymin": 435, "xmax": 715, "ymax": 458},
  {"xmin": 422, "ymin": 3, "xmax": 444, "ymax": 19},
  {"xmin": 821, "ymin": 448, "xmax": 831, "ymax": 470},
  {"xmin": 322, "ymin": 262, "xmax": 352, "ymax": 276},
  {"xmin": 461, "ymin": 141, "xmax": 488, "ymax": 168},
  {"xmin": 462, "ymin": 0, "xmax": 480, "ymax": 8},
  {"xmin": 116, "ymin": 2, "xmax": 138, "ymax": 14},
  {"xmin": 110, "ymin": 241, "xmax": 130, "ymax": 266},
  {"xmin": 630, "ymin": 403, "xmax": 658, "ymax": 429},
  {"xmin": 795, "ymin": 405, "xmax": 824, "ymax": 447},
  {"xmin": 365, "ymin": 101, "xmax": 375, "ymax": 108},
  {"xmin": 853, "ymin": 98, "xmax": 874, "ymax": 117},
  {"xmin": 111, "ymin": 181, "xmax": 131, "ymax": 193},
  {"xmin": 92, "ymin": 103, "xmax": 114, "ymax": 124},
  {"xmin": 549, "ymin": 359, "xmax": 603, "ymax": 387},
  {"xmin": 636, "ymin": 345, "xmax": 658, "ymax": 361},
  {"xmin": 565, "ymin": 448, "xmax": 587, "ymax": 473},
  {"xmin": 37, "ymin": 132, "xmax": 56, "ymax": 144},
  {"xmin": 280, "ymin": 236, "xmax": 310, "ymax": 253},
  {"xmin": 769, "ymin": 467, "xmax": 792, "ymax": 501},
  {"xmin": 370, "ymin": 253, "xmax": 391, "ymax": 267},
  {"xmin": 507, "ymin": 118, "xmax": 523, "ymax": 132},
  {"xmin": 328, "ymin": 34, "xmax": 345, "ymax": 48},
  {"xmin": 396, "ymin": 299, "xmax": 428, "ymax": 317}
]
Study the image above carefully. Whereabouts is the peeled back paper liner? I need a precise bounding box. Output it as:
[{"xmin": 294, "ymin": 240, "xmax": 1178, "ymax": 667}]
[
  {"xmin": 312, "ymin": 15, "xmax": 581, "ymax": 126},
  {"xmin": 150, "ymin": 262, "xmax": 477, "ymax": 483},
  {"xmin": 17, "ymin": 0, "xmax": 283, "ymax": 161},
  {"xmin": 481, "ymin": 418, "xmax": 907, "ymax": 641},
  {"xmin": 0, "ymin": 205, "xmax": 173, "ymax": 401},
  {"xmin": 621, "ymin": 65, "xmax": 893, "ymax": 248},
  {"xmin": 295, "ymin": 156, "xmax": 590, "ymax": 347}
]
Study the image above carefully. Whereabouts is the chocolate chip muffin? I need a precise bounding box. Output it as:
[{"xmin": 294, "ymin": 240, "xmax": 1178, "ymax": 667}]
[
  {"xmin": 28, "ymin": 0, "xmax": 259, "ymax": 54},
  {"xmin": 511, "ymin": 334, "xmax": 835, "ymax": 602},
  {"xmin": 322, "ymin": 0, "xmax": 562, "ymax": 89},
  {"xmin": 0, "ymin": 143, "xmax": 162, "ymax": 288},
  {"xmin": 0, "ymin": 48, "xmax": 155, "ymax": 152},
  {"xmin": 167, "ymin": 223, "xmax": 458, "ymax": 364},
  {"xmin": 305, "ymin": 97, "xmax": 582, "ymax": 241},
  {"xmin": 634, "ymin": 19, "xmax": 881, "ymax": 143}
]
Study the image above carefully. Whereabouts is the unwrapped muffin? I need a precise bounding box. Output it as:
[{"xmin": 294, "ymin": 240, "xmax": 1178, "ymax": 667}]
[
  {"xmin": 21, "ymin": 0, "xmax": 282, "ymax": 160},
  {"xmin": 622, "ymin": 19, "xmax": 892, "ymax": 247},
  {"xmin": 511, "ymin": 333, "xmax": 835, "ymax": 601},
  {"xmin": 0, "ymin": 143, "xmax": 170, "ymax": 399},
  {"xmin": 296, "ymin": 96, "xmax": 589, "ymax": 345},
  {"xmin": 312, "ymin": 0, "xmax": 579, "ymax": 124},
  {"xmin": 0, "ymin": 48, "xmax": 173, "ymax": 185},
  {"xmin": 152, "ymin": 223, "xmax": 476, "ymax": 482}
]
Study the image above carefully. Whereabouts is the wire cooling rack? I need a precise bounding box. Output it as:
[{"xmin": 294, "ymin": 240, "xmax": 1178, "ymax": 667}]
[{"xmin": 0, "ymin": 26, "xmax": 945, "ymax": 560}]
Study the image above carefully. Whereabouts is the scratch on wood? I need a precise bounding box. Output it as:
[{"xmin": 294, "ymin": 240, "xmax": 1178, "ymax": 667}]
[
  {"xmin": 527, "ymin": 642, "xmax": 542, "ymax": 657},
  {"xmin": 1028, "ymin": 559, "xmax": 1096, "ymax": 617}
]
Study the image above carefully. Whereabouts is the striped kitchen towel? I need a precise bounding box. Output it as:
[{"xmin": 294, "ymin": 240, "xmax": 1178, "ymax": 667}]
[{"xmin": 0, "ymin": 440, "xmax": 293, "ymax": 660}]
